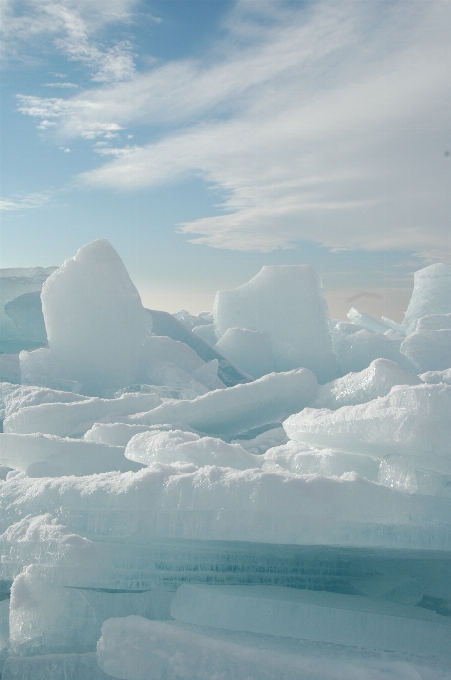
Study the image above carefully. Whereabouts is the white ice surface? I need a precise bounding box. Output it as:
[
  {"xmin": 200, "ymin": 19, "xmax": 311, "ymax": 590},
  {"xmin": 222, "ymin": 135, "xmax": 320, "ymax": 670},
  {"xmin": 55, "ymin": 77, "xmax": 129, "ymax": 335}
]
[
  {"xmin": 401, "ymin": 264, "xmax": 451, "ymax": 335},
  {"xmin": 215, "ymin": 327, "xmax": 276, "ymax": 378},
  {"xmin": 401, "ymin": 328, "xmax": 451, "ymax": 372},
  {"xmin": 214, "ymin": 265, "xmax": 337, "ymax": 382},
  {"xmin": 127, "ymin": 368, "xmax": 318, "ymax": 436},
  {"xmin": 346, "ymin": 307, "xmax": 390, "ymax": 334},
  {"xmin": 284, "ymin": 383, "xmax": 451, "ymax": 476}
]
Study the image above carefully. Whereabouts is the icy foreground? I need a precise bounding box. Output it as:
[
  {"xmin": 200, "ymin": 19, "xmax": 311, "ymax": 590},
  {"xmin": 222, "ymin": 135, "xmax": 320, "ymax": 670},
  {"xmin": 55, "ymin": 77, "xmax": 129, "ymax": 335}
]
[{"xmin": 0, "ymin": 240, "xmax": 450, "ymax": 679}]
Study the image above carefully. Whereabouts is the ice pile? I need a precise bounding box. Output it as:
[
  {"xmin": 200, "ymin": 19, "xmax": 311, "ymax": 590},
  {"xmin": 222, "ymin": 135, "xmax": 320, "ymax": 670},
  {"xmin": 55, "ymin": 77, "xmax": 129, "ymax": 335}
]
[{"xmin": 0, "ymin": 240, "xmax": 451, "ymax": 680}]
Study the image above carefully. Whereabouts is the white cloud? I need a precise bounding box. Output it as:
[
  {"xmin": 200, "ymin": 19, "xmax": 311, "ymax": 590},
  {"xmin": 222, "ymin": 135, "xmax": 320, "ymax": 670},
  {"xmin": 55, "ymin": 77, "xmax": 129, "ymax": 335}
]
[
  {"xmin": 44, "ymin": 82, "xmax": 79, "ymax": 88},
  {"xmin": 1, "ymin": 0, "xmax": 138, "ymax": 82},
  {"xmin": 0, "ymin": 191, "xmax": 53, "ymax": 211},
  {"xmin": 13, "ymin": 0, "xmax": 451, "ymax": 259}
]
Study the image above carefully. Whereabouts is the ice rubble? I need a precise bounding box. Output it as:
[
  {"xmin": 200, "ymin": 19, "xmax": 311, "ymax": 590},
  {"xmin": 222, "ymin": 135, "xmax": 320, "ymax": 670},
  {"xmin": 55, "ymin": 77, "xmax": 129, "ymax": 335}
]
[{"xmin": 0, "ymin": 241, "xmax": 451, "ymax": 679}]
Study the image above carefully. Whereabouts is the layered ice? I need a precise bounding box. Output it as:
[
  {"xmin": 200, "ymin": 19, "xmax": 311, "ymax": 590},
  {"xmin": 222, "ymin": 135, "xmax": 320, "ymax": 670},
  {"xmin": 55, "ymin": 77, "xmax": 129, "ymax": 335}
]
[
  {"xmin": 214, "ymin": 265, "xmax": 338, "ymax": 382},
  {"xmin": 401, "ymin": 263, "xmax": 451, "ymax": 335},
  {"xmin": 400, "ymin": 315, "xmax": 451, "ymax": 371}
]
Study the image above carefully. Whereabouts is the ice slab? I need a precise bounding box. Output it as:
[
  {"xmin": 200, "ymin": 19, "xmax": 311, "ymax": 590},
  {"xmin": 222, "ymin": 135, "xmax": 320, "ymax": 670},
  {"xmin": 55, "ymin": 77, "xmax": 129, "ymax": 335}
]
[
  {"xmin": 3, "ymin": 385, "xmax": 87, "ymax": 419},
  {"xmin": 314, "ymin": 359, "xmax": 421, "ymax": 409},
  {"xmin": 0, "ymin": 356, "xmax": 21, "ymax": 384},
  {"xmin": 170, "ymin": 584, "xmax": 451, "ymax": 657},
  {"xmin": 4, "ymin": 291, "xmax": 47, "ymax": 346},
  {"xmin": 346, "ymin": 307, "xmax": 390, "ymax": 334},
  {"xmin": 0, "ymin": 266, "xmax": 56, "ymax": 353},
  {"xmin": 191, "ymin": 323, "xmax": 217, "ymax": 346},
  {"xmin": 231, "ymin": 426, "xmax": 288, "ymax": 454},
  {"xmin": 401, "ymin": 264, "xmax": 451, "ymax": 335},
  {"xmin": 1, "ymin": 465, "xmax": 450, "ymax": 549},
  {"xmin": 420, "ymin": 368, "xmax": 451, "ymax": 385},
  {"xmin": 84, "ymin": 422, "xmax": 182, "ymax": 447},
  {"xmin": 284, "ymin": 383, "xmax": 451, "ymax": 476},
  {"xmin": 3, "ymin": 392, "xmax": 161, "ymax": 437},
  {"xmin": 214, "ymin": 265, "xmax": 337, "ymax": 383},
  {"xmin": 0, "ymin": 433, "xmax": 142, "ymax": 476},
  {"xmin": 97, "ymin": 616, "xmax": 451, "ymax": 680},
  {"xmin": 128, "ymin": 368, "xmax": 317, "ymax": 437},
  {"xmin": 40, "ymin": 240, "xmax": 151, "ymax": 396},
  {"xmin": 125, "ymin": 429, "xmax": 260, "ymax": 469}
]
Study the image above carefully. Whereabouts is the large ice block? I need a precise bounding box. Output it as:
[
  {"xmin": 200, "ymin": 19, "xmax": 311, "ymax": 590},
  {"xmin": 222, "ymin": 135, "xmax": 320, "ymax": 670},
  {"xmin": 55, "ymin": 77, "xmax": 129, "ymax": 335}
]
[
  {"xmin": 215, "ymin": 328, "xmax": 276, "ymax": 378},
  {"xmin": 214, "ymin": 266, "xmax": 337, "ymax": 383},
  {"xmin": 3, "ymin": 392, "xmax": 161, "ymax": 437},
  {"xmin": 401, "ymin": 327, "xmax": 451, "ymax": 372},
  {"xmin": 170, "ymin": 584, "xmax": 451, "ymax": 657},
  {"xmin": 128, "ymin": 368, "xmax": 318, "ymax": 436},
  {"xmin": 333, "ymin": 328, "xmax": 413, "ymax": 375},
  {"xmin": 314, "ymin": 358, "xmax": 421, "ymax": 409},
  {"xmin": 97, "ymin": 616, "xmax": 451, "ymax": 680},
  {"xmin": 285, "ymin": 383, "xmax": 451, "ymax": 475},
  {"xmin": 4, "ymin": 292, "xmax": 47, "ymax": 346},
  {"xmin": 401, "ymin": 264, "xmax": 451, "ymax": 335},
  {"xmin": 2, "ymin": 653, "xmax": 112, "ymax": 680},
  {"xmin": 40, "ymin": 240, "xmax": 151, "ymax": 396}
]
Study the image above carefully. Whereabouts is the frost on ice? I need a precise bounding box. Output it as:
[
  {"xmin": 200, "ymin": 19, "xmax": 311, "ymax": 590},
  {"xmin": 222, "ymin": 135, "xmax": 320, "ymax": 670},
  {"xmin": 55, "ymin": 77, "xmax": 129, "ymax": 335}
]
[{"xmin": 0, "ymin": 240, "xmax": 451, "ymax": 680}]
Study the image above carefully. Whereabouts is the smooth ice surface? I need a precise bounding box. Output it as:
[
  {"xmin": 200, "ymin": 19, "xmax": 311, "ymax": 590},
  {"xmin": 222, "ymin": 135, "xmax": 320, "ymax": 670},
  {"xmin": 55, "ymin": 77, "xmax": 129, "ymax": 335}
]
[
  {"xmin": 125, "ymin": 429, "xmax": 260, "ymax": 469},
  {"xmin": 401, "ymin": 264, "xmax": 451, "ymax": 335},
  {"xmin": 215, "ymin": 327, "xmax": 276, "ymax": 378},
  {"xmin": 0, "ymin": 433, "xmax": 142, "ymax": 476},
  {"xmin": 401, "ymin": 328, "xmax": 451, "ymax": 372},
  {"xmin": 128, "ymin": 368, "xmax": 318, "ymax": 436},
  {"xmin": 314, "ymin": 359, "xmax": 421, "ymax": 409},
  {"xmin": 4, "ymin": 292, "xmax": 47, "ymax": 346},
  {"xmin": 0, "ymin": 267, "xmax": 56, "ymax": 353},
  {"xmin": 191, "ymin": 323, "xmax": 217, "ymax": 346},
  {"xmin": 97, "ymin": 616, "xmax": 451, "ymax": 680},
  {"xmin": 83, "ymin": 422, "xmax": 182, "ymax": 447},
  {"xmin": 3, "ymin": 392, "xmax": 162, "ymax": 437},
  {"xmin": 332, "ymin": 328, "xmax": 412, "ymax": 375},
  {"xmin": 170, "ymin": 584, "xmax": 451, "ymax": 656},
  {"xmin": 40, "ymin": 240, "xmax": 151, "ymax": 396},
  {"xmin": 2, "ymin": 653, "xmax": 112, "ymax": 680},
  {"xmin": 1, "ymin": 465, "xmax": 450, "ymax": 548},
  {"xmin": 285, "ymin": 383, "xmax": 451, "ymax": 475},
  {"xmin": 214, "ymin": 265, "xmax": 337, "ymax": 382}
]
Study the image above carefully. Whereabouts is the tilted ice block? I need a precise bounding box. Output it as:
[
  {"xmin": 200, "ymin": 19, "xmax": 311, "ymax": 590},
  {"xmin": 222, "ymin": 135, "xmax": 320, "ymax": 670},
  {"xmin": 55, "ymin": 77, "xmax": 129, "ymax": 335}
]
[
  {"xmin": 420, "ymin": 368, "xmax": 451, "ymax": 385},
  {"xmin": 263, "ymin": 441, "xmax": 380, "ymax": 481},
  {"xmin": 3, "ymin": 385, "xmax": 87, "ymax": 419},
  {"xmin": 125, "ymin": 429, "xmax": 261, "ymax": 470},
  {"xmin": 214, "ymin": 265, "xmax": 337, "ymax": 383},
  {"xmin": 1, "ymin": 465, "xmax": 450, "ymax": 549},
  {"xmin": 128, "ymin": 368, "xmax": 318, "ymax": 437},
  {"xmin": 3, "ymin": 392, "xmax": 161, "ymax": 437},
  {"xmin": 333, "ymin": 328, "xmax": 414, "ymax": 375},
  {"xmin": 401, "ymin": 329, "xmax": 451, "ymax": 372},
  {"xmin": 0, "ymin": 266, "xmax": 56, "ymax": 353},
  {"xmin": 191, "ymin": 323, "xmax": 217, "ymax": 346},
  {"xmin": 215, "ymin": 327, "xmax": 276, "ymax": 379},
  {"xmin": 346, "ymin": 307, "xmax": 390, "ymax": 334},
  {"xmin": 40, "ymin": 240, "xmax": 151, "ymax": 396},
  {"xmin": 0, "ymin": 433, "xmax": 142, "ymax": 476},
  {"xmin": 84, "ymin": 422, "xmax": 180, "ymax": 447},
  {"xmin": 170, "ymin": 584, "xmax": 451, "ymax": 657},
  {"xmin": 314, "ymin": 358, "xmax": 421, "ymax": 409},
  {"xmin": 285, "ymin": 383, "xmax": 451, "ymax": 476},
  {"xmin": 401, "ymin": 263, "xmax": 451, "ymax": 335},
  {"xmin": 4, "ymin": 291, "xmax": 47, "ymax": 346},
  {"xmin": 97, "ymin": 616, "xmax": 451, "ymax": 680}
]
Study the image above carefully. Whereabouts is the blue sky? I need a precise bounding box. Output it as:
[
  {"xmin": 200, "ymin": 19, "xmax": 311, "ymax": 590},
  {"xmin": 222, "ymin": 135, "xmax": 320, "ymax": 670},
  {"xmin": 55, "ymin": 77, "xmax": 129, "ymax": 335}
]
[{"xmin": 1, "ymin": 0, "xmax": 450, "ymax": 315}]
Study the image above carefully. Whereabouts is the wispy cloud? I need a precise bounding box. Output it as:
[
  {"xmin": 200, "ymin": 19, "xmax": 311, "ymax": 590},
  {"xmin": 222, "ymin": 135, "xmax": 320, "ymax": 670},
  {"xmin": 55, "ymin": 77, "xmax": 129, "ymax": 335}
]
[
  {"xmin": 1, "ymin": 0, "xmax": 138, "ymax": 82},
  {"xmin": 12, "ymin": 0, "xmax": 451, "ymax": 260},
  {"xmin": 0, "ymin": 191, "xmax": 53, "ymax": 211},
  {"xmin": 44, "ymin": 82, "xmax": 79, "ymax": 89}
]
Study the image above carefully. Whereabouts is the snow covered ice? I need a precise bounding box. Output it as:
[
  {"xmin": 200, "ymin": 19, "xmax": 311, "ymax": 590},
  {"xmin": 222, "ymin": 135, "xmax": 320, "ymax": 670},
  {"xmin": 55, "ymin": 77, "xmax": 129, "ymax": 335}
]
[{"xmin": 0, "ymin": 241, "xmax": 451, "ymax": 679}]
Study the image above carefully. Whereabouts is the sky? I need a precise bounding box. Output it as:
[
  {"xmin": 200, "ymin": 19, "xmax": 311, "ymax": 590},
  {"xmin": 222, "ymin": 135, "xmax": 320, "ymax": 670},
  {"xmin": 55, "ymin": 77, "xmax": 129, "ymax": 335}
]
[{"xmin": 1, "ymin": 0, "xmax": 450, "ymax": 317}]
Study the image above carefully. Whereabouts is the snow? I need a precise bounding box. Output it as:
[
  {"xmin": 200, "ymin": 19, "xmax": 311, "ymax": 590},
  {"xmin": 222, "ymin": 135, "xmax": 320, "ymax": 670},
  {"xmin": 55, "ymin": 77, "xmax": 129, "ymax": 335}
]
[{"xmin": 1, "ymin": 241, "xmax": 451, "ymax": 678}]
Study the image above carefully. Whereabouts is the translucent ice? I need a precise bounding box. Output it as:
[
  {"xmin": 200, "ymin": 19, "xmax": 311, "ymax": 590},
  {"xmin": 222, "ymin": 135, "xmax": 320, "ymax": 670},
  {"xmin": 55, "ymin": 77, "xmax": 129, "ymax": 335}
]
[
  {"xmin": 128, "ymin": 368, "xmax": 318, "ymax": 437},
  {"xmin": 314, "ymin": 358, "xmax": 421, "ymax": 409},
  {"xmin": 39, "ymin": 240, "xmax": 151, "ymax": 396},
  {"xmin": 332, "ymin": 328, "xmax": 413, "ymax": 375},
  {"xmin": 346, "ymin": 307, "xmax": 390, "ymax": 334},
  {"xmin": 4, "ymin": 291, "xmax": 47, "ymax": 346},
  {"xmin": 214, "ymin": 265, "xmax": 337, "ymax": 382},
  {"xmin": 170, "ymin": 584, "xmax": 451, "ymax": 657},
  {"xmin": 400, "ymin": 317, "xmax": 451, "ymax": 371},
  {"xmin": 401, "ymin": 263, "xmax": 451, "ymax": 335}
]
